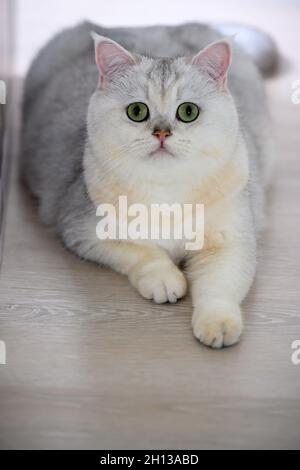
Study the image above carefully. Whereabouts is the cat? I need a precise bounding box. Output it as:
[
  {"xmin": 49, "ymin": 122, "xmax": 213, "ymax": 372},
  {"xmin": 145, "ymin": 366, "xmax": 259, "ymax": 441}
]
[{"xmin": 22, "ymin": 22, "xmax": 277, "ymax": 348}]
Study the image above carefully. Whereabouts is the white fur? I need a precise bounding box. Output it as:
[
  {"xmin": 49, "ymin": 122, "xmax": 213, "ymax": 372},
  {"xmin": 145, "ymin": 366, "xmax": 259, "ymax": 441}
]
[{"xmin": 81, "ymin": 35, "xmax": 258, "ymax": 349}]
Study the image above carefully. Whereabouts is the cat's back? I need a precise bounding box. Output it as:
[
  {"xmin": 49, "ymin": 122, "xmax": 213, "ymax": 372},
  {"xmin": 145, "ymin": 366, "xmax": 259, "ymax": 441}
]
[
  {"xmin": 24, "ymin": 21, "xmax": 218, "ymax": 106},
  {"xmin": 22, "ymin": 23, "xmax": 98, "ymax": 224}
]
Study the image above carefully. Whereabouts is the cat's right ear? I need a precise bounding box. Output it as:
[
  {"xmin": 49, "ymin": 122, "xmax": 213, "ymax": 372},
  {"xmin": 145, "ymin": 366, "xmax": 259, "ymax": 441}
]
[
  {"xmin": 91, "ymin": 32, "xmax": 136, "ymax": 87},
  {"xmin": 191, "ymin": 40, "xmax": 232, "ymax": 89}
]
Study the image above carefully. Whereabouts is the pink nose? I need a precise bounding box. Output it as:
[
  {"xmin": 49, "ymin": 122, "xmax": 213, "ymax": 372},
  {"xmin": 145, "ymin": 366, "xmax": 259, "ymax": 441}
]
[{"xmin": 153, "ymin": 129, "xmax": 172, "ymax": 143}]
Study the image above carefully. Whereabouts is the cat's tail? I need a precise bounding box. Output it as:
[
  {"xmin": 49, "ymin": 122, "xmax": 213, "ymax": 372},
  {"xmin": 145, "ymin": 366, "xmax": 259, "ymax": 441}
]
[{"xmin": 215, "ymin": 23, "xmax": 279, "ymax": 76}]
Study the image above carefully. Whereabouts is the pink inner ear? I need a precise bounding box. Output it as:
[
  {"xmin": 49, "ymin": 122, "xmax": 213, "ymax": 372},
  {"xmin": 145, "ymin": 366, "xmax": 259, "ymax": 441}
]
[
  {"xmin": 192, "ymin": 41, "xmax": 231, "ymax": 87},
  {"xmin": 95, "ymin": 41, "xmax": 135, "ymax": 81}
]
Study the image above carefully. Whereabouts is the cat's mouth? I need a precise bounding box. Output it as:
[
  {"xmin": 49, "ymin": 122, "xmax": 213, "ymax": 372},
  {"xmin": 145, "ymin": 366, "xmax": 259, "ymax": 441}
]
[{"xmin": 149, "ymin": 146, "xmax": 174, "ymax": 158}]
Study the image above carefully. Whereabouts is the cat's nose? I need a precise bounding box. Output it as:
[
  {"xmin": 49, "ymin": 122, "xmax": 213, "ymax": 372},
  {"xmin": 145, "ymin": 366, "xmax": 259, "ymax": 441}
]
[{"xmin": 152, "ymin": 128, "xmax": 172, "ymax": 142}]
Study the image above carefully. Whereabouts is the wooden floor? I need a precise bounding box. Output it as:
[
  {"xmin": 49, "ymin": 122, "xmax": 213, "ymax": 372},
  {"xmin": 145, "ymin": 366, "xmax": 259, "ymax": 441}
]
[{"xmin": 1, "ymin": 26, "xmax": 300, "ymax": 451}]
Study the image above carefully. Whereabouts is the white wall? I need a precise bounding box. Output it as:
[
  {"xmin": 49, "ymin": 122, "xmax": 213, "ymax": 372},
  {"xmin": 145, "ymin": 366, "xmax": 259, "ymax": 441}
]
[{"xmin": 16, "ymin": 0, "xmax": 300, "ymax": 75}]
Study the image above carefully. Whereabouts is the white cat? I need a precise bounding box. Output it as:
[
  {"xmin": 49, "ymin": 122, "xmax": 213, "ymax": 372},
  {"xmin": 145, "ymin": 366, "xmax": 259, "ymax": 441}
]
[{"xmin": 22, "ymin": 22, "xmax": 275, "ymax": 348}]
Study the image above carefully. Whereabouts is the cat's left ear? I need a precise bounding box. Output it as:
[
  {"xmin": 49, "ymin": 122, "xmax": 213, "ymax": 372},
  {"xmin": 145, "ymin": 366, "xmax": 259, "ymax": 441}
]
[
  {"xmin": 91, "ymin": 32, "xmax": 136, "ymax": 86},
  {"xmin": 191, "ymin": 40, "xmax": 232, "ymax": 89}
]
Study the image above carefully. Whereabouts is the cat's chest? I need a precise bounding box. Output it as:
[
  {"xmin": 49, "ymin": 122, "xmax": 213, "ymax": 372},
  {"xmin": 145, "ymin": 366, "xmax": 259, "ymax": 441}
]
[
  {"xmin": 121, "ymin": 190, "xmax": 230, "ymax": 262},
  {"xmin": 87, "ymin": 164, "xmax": 238, "ymax": 260}
]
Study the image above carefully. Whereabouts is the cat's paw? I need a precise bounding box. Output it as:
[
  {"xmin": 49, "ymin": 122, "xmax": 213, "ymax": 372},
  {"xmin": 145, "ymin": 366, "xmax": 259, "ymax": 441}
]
[
  {"xmin": 129, "ymin": 260, "xmax": 187, "ymax": 304},
  {"xmin": 192, "ymin": 301, "xmax": 243, "ymax": 349}
]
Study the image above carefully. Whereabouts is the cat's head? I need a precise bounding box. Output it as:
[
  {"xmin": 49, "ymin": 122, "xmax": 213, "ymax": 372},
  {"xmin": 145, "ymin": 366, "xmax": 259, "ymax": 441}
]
[{"xmin": 87, "ymin": 33, "xmax": 239, "ymax": 183}]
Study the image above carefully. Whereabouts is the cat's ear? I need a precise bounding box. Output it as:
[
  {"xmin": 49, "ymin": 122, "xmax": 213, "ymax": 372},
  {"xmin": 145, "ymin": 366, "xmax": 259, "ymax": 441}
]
[
  {"xmin": 91, "ymin": 32, "xmax": 136, "ymax": 86},
  {"xmin": 191, "ymin": 40, "xmax": 232, "ymax": 89}
]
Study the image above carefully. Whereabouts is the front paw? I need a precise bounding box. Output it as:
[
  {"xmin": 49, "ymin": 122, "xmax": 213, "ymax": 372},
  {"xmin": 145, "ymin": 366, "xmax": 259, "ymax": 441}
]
[
  {"xmin": 129, "ymin": 260, "xmax": 187, "ymax": 304},
  {"xmin": 192, "ymin": 301, "xmax": 243, "ymax": 349}
]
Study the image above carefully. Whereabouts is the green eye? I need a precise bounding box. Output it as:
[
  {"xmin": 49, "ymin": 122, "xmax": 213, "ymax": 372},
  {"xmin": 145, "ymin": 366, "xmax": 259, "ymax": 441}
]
[
  {"xmin": 176, "ymin": 102, "xmax": 200, "ymax": 123},
  {"xmin": 127, "ymin": 102, "xmax": 149, "ymax": 122}
]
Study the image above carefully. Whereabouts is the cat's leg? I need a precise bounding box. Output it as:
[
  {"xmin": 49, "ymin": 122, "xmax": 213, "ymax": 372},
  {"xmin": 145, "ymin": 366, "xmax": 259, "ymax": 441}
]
[
  {"xmin": 125, "ymin": 244, "xmax": 187, "ymax": 304},
  {"xmin": 57, "ymin": 178, "xmax": 187, "ymax": 304},
  {"xmin": 186, "ymin": 214, "xmax": 256, "ymax": 348},
  {"xmin": 78, "ymin": 238, "xmax": 187, "ymax": 304}
]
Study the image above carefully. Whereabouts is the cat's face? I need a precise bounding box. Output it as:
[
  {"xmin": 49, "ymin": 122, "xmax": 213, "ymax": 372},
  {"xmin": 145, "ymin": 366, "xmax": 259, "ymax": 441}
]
[{"xmin": 87, "ymin": 34, "xmax": 239, "ymax": 182}]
